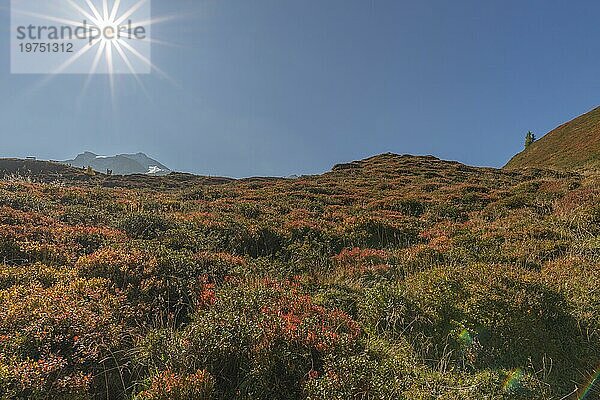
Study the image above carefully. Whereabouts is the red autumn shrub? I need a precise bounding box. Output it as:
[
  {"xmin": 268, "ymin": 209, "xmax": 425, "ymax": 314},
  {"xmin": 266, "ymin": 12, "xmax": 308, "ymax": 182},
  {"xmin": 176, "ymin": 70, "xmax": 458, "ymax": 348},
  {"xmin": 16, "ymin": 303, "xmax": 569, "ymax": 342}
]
[
  {"xmin": 0, "ymin": 278, "xmax": 134, "ymax": 398},
  {"xmin": 135, "ymin": 369, "xmax": 214, "ymax": 400}
]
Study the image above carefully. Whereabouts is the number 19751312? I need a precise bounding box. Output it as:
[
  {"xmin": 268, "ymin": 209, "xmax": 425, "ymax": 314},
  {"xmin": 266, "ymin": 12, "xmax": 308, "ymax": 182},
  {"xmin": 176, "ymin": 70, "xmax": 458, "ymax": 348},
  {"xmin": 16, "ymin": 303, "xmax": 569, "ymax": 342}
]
[{"xmin": 19, "ymin": 42, "xmax": 74, "ymax": 53}]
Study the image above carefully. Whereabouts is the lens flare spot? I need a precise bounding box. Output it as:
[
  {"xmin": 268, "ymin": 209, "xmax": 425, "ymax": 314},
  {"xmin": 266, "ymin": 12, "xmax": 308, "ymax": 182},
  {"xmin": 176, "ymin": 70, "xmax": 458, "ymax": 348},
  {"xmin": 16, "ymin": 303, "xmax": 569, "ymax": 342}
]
[
  {"xmin": 458, "ymin": 329, "xmax": 473, "ymax": 346},
  {"xmin": 579, "ymin": 368, "xmax": 600, "ymax": 399},
  {"xmin": 503, "ymin": 368, "xmax": 524, "ymax": 393}
]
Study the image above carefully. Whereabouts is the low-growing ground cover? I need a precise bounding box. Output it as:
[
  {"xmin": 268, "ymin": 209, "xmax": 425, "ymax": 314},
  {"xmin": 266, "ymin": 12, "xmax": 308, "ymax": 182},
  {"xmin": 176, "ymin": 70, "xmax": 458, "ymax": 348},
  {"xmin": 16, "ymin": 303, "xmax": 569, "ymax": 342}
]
[{"xmin": 0, "ymin": 154, "xmax": 598, "ymax": 399}]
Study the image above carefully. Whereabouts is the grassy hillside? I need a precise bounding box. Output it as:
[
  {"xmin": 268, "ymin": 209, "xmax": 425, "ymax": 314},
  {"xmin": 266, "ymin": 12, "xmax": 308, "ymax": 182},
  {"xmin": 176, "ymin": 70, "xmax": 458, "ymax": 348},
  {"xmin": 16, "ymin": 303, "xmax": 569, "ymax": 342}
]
[
  {"xmin": 505, "ymin": 106, "xmax": 600, "ymax": 170},
  {"xmin": 0, "ymin": 153, "xmax": 599, "ymax": 399}
]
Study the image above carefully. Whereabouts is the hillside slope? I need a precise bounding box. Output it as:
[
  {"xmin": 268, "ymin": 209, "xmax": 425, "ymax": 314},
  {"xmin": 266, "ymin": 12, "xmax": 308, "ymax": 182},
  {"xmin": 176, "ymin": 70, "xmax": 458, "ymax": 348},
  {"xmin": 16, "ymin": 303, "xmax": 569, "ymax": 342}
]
[
  {"xmin": 0, "ymin": 153, "xmax": 598, "ymax": 399},
  {"xmin": 505, "ymin": 106, "xmax": 600, "ymax": 170},
  {"xmin": 0, "ymin": 158, "xmax": 93, "ymax": 182}
]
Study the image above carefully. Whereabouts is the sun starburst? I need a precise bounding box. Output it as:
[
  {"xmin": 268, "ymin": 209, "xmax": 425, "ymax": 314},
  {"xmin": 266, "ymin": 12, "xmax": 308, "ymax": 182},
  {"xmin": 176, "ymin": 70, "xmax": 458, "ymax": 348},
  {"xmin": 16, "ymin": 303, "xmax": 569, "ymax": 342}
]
[{"xmin": 11, "ymin": 0, "xmax": 179, "ymax": 103}]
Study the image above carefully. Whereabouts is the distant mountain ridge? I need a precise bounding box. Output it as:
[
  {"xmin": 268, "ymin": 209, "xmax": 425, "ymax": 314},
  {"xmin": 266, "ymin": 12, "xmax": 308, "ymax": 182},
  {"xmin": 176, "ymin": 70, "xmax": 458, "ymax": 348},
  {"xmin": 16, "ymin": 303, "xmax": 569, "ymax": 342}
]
[
  {"xmin": 63, "ymin": 152, "xmax": 171, "ymax": 176},
  {"xmin": 505, "ymin": 106, "xmax": 600, "ymax": 171}
]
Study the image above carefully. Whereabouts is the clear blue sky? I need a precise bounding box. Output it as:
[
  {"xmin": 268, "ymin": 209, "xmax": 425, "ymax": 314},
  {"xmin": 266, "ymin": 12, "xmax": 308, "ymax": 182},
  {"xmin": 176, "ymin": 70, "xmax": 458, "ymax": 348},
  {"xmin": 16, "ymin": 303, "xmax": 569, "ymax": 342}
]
[{"xmin": 1, "ymin": 0, "xmax": 599, "ymax": 177}]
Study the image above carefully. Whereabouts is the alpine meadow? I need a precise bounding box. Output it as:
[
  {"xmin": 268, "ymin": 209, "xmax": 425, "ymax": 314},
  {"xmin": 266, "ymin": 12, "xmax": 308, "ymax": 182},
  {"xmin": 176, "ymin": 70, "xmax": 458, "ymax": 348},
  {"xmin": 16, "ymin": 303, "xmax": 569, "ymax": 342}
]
[{"xmin": 0, "ymin": 146, "xmax": 599, "ymax": 399}]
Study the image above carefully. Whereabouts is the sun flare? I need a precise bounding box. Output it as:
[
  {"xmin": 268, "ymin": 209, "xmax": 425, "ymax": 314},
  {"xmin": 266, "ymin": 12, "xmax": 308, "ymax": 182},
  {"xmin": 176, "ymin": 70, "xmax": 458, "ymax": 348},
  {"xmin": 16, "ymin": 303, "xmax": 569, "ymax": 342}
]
[{"xmin": 13, "ymin": 0, "xmax": 177, "ymax": 101}]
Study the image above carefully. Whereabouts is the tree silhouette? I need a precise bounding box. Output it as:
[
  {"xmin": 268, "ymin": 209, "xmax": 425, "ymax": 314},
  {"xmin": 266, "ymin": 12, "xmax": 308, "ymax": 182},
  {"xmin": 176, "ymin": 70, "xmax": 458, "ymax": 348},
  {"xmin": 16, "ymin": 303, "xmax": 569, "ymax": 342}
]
[{"xmin": 525, "ymin": 131, "xmax": 536, "ymax": 149}]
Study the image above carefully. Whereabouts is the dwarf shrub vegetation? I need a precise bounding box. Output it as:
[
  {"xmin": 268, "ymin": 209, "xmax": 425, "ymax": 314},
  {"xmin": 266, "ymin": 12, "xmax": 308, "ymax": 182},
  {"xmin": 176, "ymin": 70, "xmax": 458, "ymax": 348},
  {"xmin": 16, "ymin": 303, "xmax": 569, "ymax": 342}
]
[{"xmin": 0, "ymin": 154, "xmax": 598, "ymax": 399}]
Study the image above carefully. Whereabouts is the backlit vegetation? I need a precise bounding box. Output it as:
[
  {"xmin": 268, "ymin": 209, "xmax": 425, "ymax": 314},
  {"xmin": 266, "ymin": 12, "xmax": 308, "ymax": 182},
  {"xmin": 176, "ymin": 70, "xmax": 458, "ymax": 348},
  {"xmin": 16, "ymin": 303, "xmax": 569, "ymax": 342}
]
[{"xmin": 0, "ymin": 154, "xmax": 599, "ymax": 399}]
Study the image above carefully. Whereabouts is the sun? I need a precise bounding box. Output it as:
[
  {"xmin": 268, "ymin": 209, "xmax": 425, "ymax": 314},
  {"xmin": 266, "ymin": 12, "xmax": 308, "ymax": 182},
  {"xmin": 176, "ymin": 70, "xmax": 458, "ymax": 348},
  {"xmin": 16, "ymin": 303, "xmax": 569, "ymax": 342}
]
[
  {"xmin": 102, "ymin": 25, "xmax": 117, "ymax": 40},
  {"xmin": 68, "ymin": 0, "xmax": 153, "ymax": 75},
  {"xmin": 67, "ymin": 0, "xmax": 177, "ymax": 100}
]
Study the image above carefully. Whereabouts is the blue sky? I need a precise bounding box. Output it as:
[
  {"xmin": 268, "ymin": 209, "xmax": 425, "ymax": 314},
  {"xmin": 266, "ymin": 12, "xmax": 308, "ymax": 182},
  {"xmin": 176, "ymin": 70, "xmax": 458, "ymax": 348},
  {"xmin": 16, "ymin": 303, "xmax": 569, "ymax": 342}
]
[{"xmin": 1, "ymin": 0, "xmax": 600, "ymax": 177}]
